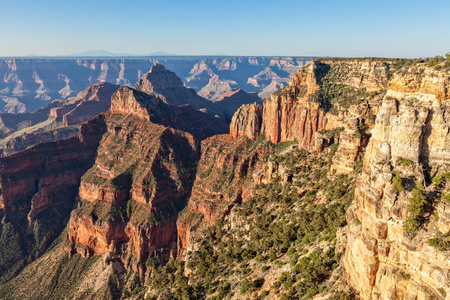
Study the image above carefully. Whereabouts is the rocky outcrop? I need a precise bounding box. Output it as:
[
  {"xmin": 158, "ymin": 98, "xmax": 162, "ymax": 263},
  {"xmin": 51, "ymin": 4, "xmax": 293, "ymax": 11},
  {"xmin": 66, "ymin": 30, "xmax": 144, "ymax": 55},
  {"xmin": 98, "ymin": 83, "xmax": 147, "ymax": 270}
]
[
  {"xmin": 65, "ymin": 82, "xmax": 229, "ymax": 276},
  {"xmin": 66, "ymin": 113, "xmax": 199, "ymax": 275},
  {"xmin": 230, "ymin": 103, "xmax": 263, "ymax": 140},
  {"xmin": 344, "ymin": 66, "xmax": 450, "ymax": 300},
  {"xmin": 134, "ymin": 64, "xmax": 251, "ymax": 119},
  {"xmin": 111, "ymin": 86, "xmax": 228, "ymax": 140},
  {"xmin": 60, "ymin": 82, "xmax": 119, "ymax": 125},
  {"xmin": 66, "ymin": 120, "xmax": 198, "ymax": 277},
  {"xmin": 261, "ymin": 96, "xmax": 327, "ymax": 147},
  {"xmin": 134, "ymin": 64, "xmax": 210, "ymax": 110},
  {"xmin": 229, "ymin": 59, "xmax": 387, "ymax": 155},
  {"xmin": 66, "ymin": 82, "xmax": 268, "ymax": 274}
]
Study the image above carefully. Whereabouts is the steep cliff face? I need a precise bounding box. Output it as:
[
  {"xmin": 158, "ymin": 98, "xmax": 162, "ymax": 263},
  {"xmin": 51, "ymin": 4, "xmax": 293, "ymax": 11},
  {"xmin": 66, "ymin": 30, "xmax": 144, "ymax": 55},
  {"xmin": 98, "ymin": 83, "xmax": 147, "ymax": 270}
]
[
  {"xmin": 66, "ymin": 112, "xmax": 199, "ymax": 276},
  {"xmin": 225, "ymin": 59, "xmax": 450, "ymax": 299},
  {"xmin": 230, "ymin": 103, "xmax": 263, "ymax": 140},
  {"xmin": 0, "ymin": 115, "xmax": 106, "ymax": 282},
  {"xmin": 111, "ymin": 86, "xmax": 228, "ymax": 140},
  {"xmin": 344, "ymin": 66, "xmax": 450, "ymax": 300},
  {"xmin": 262, "ymin": 59, "xmax": 390, "ymax": 148},
  {"xmin": 134, "ymin": 64, "xmax": 211, "ymax": 111}
]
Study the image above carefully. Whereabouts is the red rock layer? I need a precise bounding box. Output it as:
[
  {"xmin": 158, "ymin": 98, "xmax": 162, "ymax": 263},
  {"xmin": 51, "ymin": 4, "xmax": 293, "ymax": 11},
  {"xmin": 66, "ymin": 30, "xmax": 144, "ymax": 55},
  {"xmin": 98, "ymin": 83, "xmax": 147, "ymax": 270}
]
[
  {"xmin": 231, "ymin": 59, "xmax": 390, "ymax": 150},
  {"xmin": 65, "ymin": 111, "xmax": 199, "ymax": 274},
  {"xmin": 0, "ymin": 115, "xmax": 106, "ymax": 217}
]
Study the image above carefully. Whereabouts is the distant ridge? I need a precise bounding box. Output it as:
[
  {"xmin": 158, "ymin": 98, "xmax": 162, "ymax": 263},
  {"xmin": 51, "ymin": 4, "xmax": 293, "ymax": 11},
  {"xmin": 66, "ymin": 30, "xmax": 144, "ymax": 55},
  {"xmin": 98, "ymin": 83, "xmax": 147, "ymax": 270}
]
[
  {"xmin": 67, "ymin": 50, "xmax": 175, "ymax": 57},
  {"xmin": 68, "ymin": 49, "xmax": 126, "ymax": 57}
]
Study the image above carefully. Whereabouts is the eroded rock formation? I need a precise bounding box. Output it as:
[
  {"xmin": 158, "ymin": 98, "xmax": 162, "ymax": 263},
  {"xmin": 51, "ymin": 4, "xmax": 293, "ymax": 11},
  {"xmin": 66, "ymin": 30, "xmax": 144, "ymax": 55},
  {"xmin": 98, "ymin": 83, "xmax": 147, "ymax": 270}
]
[
  {"xmin": 0, "ymin": 115, "xmax": 107, "ymax": 282},
  {"xmin": 344, "ymin": 66, "xmax": 450, "ymax": 300},
  {"xmin": 65, "ymin": 81, "xmax": 230, "ymax": 276},
  {"xmin": 230, "ymin": 103, "xmax": 263, "ymax": 140}
]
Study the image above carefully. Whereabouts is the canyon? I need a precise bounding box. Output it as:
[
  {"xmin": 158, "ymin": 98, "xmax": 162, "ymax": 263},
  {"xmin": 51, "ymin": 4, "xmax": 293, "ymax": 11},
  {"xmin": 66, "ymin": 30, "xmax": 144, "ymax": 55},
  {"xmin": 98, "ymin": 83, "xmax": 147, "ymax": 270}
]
[
  {"xmin": 0, "ymin": 82, "xmax": 119, "ymax": 156},
  {"xmin": 0, "ymin": 57, "xmax": 448, "ymax": 299},
  {"xmin": 0, "ymin": 56, "xmax": 312, "ymax": 113}
]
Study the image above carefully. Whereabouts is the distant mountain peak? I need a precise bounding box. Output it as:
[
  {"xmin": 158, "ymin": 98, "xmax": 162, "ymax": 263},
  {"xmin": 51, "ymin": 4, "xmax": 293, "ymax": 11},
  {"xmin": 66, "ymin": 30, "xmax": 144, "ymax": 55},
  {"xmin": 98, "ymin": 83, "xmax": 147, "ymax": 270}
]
[{"xmin": 68, "ymin": 49, "xmax": 124, "ymax": 57}]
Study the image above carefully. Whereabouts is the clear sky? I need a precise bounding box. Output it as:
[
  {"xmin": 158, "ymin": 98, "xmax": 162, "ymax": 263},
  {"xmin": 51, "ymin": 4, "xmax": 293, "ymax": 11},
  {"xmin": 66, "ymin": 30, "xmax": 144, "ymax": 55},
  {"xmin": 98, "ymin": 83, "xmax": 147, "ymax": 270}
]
[{"xmin": 0, "ymin": 0, "xmax": 449, "ymax": 58}]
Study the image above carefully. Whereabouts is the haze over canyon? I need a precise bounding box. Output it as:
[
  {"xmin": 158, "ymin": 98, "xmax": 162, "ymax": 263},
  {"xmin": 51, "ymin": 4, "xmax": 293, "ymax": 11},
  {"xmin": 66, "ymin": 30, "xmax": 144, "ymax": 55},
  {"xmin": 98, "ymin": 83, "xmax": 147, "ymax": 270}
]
[{"xmin": 0, "ymin": 56, "xmax": 313, "ymax": 113}]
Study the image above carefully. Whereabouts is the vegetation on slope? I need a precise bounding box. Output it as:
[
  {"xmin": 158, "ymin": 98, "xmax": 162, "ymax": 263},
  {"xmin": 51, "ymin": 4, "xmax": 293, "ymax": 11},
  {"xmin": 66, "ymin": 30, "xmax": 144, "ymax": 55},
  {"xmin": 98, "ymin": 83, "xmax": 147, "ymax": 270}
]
[{"xmin": 143, "ymin": 142, "xmax": 357, "ymax": 300}]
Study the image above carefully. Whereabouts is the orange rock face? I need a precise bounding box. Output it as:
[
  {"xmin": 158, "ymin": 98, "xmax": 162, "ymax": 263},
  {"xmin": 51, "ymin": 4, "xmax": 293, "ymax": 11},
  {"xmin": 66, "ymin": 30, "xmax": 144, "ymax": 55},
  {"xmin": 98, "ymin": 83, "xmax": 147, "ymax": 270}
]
[
  {"xmin": 230, "ymin": 103, "xmax": 263, "ymax": 140},
  {"xmin": 388, "ymin": 65, "xmax": 450, "ymax": 100},
  {"xmin": 229, "ymin": 59, "xmax": 389, "ymax": 151},
  {"xmin": 261, "ymin": 96, "xmax": 326, "ymax": 147},
  {"xmin": 344, "ymin": 65, "xmax": 450, "ymax": 299},
  {"xmin": 259, "ymin": 61, "xmax": 326, "ymax": 147}
]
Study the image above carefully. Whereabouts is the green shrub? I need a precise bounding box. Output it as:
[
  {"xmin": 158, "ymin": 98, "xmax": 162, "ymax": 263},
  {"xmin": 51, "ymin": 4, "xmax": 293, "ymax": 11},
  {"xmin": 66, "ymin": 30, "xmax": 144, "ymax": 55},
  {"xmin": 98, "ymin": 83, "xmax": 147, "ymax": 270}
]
[
  {"xmin": 432, "ymin": 175, "xmax": 443, "ymax": 187},
  {"xmin": 429, "ymin": 237, "xmax": 450, "ymax": 251},
  {"xmin": 442, "ymin": 193, "xmax": 450, "ymax": 203},
  {"xmin": 392, "ymin": 174, "xmax": 404, "ymax": 193},
  {"xmin": 401, "ymin": 158, "xmax": 412, "ymax": 166},
  {"xmin": 408, "ymin": 188, "xmax": 427, "ymax": 216}
]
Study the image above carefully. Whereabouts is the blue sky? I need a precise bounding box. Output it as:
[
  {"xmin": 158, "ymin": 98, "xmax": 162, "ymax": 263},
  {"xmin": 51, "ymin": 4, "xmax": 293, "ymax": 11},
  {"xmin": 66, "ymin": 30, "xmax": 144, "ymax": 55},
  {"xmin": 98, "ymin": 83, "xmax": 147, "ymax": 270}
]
[{"xmin": 0, "ymin": 0, "xmax": 449, "ymax": 58}]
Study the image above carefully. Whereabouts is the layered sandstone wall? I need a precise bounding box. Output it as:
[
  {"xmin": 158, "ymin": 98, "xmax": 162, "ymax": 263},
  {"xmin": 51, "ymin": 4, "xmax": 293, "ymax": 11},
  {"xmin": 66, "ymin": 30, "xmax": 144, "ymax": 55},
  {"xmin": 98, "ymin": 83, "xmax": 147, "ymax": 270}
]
[
  {"xmin": 0, "ymin": 115, "xmax": 106, "ymax": 217},
  {"xmin": 344, "ymin": 66, "xmax": 450, "ymax": 300}
]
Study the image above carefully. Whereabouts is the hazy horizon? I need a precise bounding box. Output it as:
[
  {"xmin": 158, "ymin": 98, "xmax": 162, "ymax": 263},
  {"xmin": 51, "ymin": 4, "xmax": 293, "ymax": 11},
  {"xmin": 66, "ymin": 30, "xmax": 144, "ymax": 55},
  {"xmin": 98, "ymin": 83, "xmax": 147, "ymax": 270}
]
[{"xmin": 1, "ymin": 0, "xmax": 449, "ymax": 58}]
